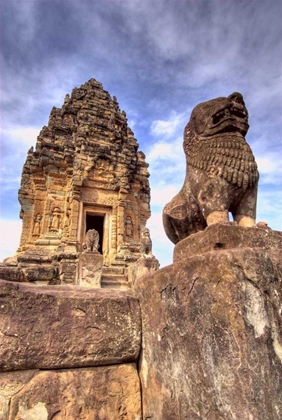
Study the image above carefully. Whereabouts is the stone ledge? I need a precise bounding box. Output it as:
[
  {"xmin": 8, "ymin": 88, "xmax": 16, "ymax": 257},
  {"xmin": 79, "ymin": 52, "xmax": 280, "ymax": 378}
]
[
  {"xmin": 0, "ymin": 281, "xmax": 141, "ymax": 371},
  {"xmin": 174, "ymin": 224, "xmax": 282, "ymax": 262}
]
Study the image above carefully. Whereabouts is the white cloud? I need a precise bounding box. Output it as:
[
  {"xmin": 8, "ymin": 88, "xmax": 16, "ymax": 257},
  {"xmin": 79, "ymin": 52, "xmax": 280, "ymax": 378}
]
[
  {"xmin": 0, "ymin": 220, "xmax": 22, "ymax": 262},
  {"xmin": 147, "ymin": 212, "xmax": 174, "ymax": 268},
  {"xmin": 1, "ymin": 126, "xmax": 40, "ymax": 147},
  {"xmin": 151, "ymin": 185, "xmax": 180, "ymax": 208},
  {"xmin": 147, "ymin": 112, "xmax": 187, "ymax": 211},
  {"xmin": 0, "ymin": 126, "xmax": 41, "ymax": 198},
  {"xmin": 151, "ymin": 111, "xmax": 186, "ymax": 138},
  {"xmin": 148, "ymin": 112, "xmax": 186, "ymax": 173},
  {"xmin": 256, "ymin": 153, "xmax": 282, "ymax": 185},
  {"xmin": 257, "ymin": 190, "xmax": 282, "ymax": 231}
]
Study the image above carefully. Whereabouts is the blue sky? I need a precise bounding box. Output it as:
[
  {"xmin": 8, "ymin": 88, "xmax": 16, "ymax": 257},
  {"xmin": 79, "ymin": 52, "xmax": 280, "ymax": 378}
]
[{"xmin": 0, "ymin": 0, "xmax": 281, "ymax": 267}]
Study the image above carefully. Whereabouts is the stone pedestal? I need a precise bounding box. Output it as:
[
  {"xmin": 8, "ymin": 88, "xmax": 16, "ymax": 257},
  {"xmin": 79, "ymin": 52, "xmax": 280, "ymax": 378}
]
[
  {"xmin": 135, "ymin": 226, "xmax": 282, "ymax": 420},
  {"xmin": 174, "ymin": 223, "xmax": 282, "ymax": 261},
  {"xmin": 77, "ymin": 251, "xmax": 103, "ymax": 287}
]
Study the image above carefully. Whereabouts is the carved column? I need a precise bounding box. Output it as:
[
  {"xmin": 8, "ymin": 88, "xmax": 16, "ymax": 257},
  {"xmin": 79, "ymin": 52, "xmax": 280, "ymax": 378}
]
[
  {"xmin": 111, "ymin": 204, "xmax": 118, "ymax": 257},
  {"xmin": 69, "ymin": 187, "xmax": 80, "ymax": 243},
  {"xmin": 117, "ymin": 190, "xmax": 127, "ymax": 248}
]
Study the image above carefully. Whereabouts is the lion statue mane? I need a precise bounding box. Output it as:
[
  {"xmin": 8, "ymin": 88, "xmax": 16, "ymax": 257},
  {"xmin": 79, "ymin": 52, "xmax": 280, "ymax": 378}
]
[{"xmin": 163, "ymin": 92, "xmax": 259, "ymax": 244}]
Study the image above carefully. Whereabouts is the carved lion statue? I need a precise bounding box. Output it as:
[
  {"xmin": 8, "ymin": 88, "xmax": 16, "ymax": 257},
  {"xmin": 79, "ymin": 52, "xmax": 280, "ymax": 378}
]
[
  {"xmin": 163, "ymin": 92, "xmax": 259, "ymax": 244},
  {"xmin": 85, "ymin": 229, "xmax": 100, "ymax": 252},
  {"xmin": 140, "ymin": 227, "xmax": 153, "ymax": 258}
]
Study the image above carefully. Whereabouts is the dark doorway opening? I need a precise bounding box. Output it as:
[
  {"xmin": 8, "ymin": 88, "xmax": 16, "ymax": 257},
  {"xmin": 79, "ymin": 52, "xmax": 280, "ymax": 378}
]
[{"xmin": 86, "ymin": 214, "xmax": 104, "ymax": 254}]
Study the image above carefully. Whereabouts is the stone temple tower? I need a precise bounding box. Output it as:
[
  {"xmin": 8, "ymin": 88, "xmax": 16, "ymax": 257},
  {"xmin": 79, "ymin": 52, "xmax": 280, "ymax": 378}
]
[{"xmin": 0, "ymin": 79, "xmax": 159, "ymax": 287}]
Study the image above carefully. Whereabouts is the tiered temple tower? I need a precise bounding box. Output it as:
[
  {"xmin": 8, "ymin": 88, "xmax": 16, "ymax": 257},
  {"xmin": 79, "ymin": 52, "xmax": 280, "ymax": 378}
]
[{"xmin": 1, "ymin": 79, "xmax": 158, "ymax": 287}]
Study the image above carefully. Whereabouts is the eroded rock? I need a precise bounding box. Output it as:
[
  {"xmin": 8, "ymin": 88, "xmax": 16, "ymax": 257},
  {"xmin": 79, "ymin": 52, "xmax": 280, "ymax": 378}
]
[
  {"xmin": 0, "ymin": 281, "xmax": 141, "ymax": 371},
  {"xmin": 0, "ymin": 364, "xmax": 141, "ymax": 420}
]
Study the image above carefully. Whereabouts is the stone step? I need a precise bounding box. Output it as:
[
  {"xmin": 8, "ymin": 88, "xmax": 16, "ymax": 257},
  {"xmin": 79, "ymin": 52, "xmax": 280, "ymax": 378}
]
[
  {"xmin": 101, "ymin": 275, "xmax": 129, "ymax": 290},
  {"xmin": 102, "ymin": 266, "xmax": 125, "ymax": 276}
]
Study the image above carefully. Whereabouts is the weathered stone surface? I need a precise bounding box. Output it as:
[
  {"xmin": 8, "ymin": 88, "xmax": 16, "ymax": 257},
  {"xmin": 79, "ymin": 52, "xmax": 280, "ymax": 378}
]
[
  {"xmin": 0, "ymin": 78, "xmax": 159, "ymax": 287},
  {"xmin": 174, "ymin": 223, "xmax": 282, "ymax": 261},
  {"xmin": 0, "ymin": 280, "xmax": 141, "ymax": 371},
  {"xmin": 135, "ymin": 232, "xmax": 282, "ymax": 419},
  {"xmin": 0, "ymin": 370, "xmax": 37, "ymax": 419},
  {"xmin": 0, "ymin": 364, "xmax": 141, "ymax": 420},
  {"xmin": 77, "ymin": 251, "xmax": 103, "ymax": 287},
  {"xmin": 163, "ymin": 92, "xmax": 259, "ymax": 244}
]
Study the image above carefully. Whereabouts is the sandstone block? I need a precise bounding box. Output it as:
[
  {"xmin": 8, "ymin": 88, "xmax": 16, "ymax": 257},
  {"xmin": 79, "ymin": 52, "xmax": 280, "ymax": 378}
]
[
  {"xmin": 78, "ymin": 251, "xmax": 103, "ymax": 287},
  {"xmin": 0, "ymin": 281, "xmax": 141, "ymax": 371},
  {"xmin": 135, "ymin": 236, "xmax": 282, "ymax": 419},
  {"xmin": 0, "ymin": 364, "xmax": 141, "ymax": 420},
  {"xmin": 174, "ymin": 223, "xmax": 282, "ymax": 261},
  {"xmin": 22, "ymin": 265, "xmax": 57, "ymax": 282}
]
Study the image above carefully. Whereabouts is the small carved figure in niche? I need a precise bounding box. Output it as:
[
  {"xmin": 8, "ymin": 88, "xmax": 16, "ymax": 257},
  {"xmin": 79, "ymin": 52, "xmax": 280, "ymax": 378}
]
[
  {"xmin": 50, "ymin": 207, "xmax": 61, "ymax": 232},
  {"xmin": 140, "ymin": 227, "xmax": 153, "ymax": 258},
  {"xmin": 33, "ymin": 214, "xmax": 42, "ymax": 236},
  {"xmin": 63, "ymin": 208, "xmax": 71, "ymax": 232},
  {"xmin": 163, "ymin": 92, "xmax": 259, "ymax": 244},
  {"xmin": 125, "ymin": 215, "xmax": 133, "ymax": 239},
  {"xmin": 84, "ymin": 229, "xmax": 100, "ymax": 252}
]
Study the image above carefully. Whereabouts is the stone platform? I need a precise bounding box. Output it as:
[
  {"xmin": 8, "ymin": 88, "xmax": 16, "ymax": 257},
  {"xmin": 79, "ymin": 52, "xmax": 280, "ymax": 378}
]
[{"xmin": 174, "ymin": 223, "xmax": 282, "ymax": 261}]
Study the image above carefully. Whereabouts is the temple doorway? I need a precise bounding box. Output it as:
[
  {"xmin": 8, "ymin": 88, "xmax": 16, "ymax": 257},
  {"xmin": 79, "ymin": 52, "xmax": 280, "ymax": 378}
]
[{"xmin": 86, "ymin": 214, "xmax": 104, "ymax": 254}]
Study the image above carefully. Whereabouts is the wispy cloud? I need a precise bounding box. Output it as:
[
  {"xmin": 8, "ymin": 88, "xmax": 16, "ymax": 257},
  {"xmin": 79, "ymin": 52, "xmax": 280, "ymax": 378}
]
[
  {"xmin": 147, "ymin": 111, "xmax": 187, "ymax": 212},
  {"xmin": 257, "ymin": 189, "xmax": 282, "ymax": 230},
  {"xmin": 147, "ymin": 211, "xmax": 174, "ymax": 268},
  {"xmin": 1, "ymin": 127, "xmax": 39, "ymax": 146},
  {"xmin": 257, "ymin": 153, "xmax": 282, "ymax": 185},
  {"xmin": 150, "ymin": 111, "xmax": 187, "ymax": 138}
]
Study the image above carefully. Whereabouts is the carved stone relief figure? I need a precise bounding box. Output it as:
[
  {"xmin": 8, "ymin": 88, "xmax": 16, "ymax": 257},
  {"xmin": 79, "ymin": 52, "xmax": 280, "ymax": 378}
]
[
  {"xmin": 140, "ymin": 227, "xmax": 153, "ymax": 258},
  {"xmin": 50, "ymin": 207, "xmax": 61, "ymax": 232},
  {"xmin": 63, "ymin": 208, "xmax": 71, "ymax": 233},
  {"xmin": 163, "ymin": 92, "xmax": 259, "ymax": 244},
  {"xmin": 125, "ymin": 215, "xmax": 133, "ymax": 240},
  {"xmin": 32, "ymin": 214, "xmax": 42, "ymax": 236},
  {"xmin": 84, "ymin": 229, "xmax": 100, "ymax": 252}
]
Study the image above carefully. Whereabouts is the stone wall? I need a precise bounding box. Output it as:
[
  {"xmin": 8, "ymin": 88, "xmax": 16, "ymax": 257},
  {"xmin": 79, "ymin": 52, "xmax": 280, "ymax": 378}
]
[
  {"xmin": 1, "ymin": 225, "xmax": 282, "ymax": 419},
  {"xmin": 0, "ymin": 281, "xmax": 142, "ymax": 419},
  {"xmin": 135, "ymin": 225, "xmax": 282, "ymax": 419}
]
